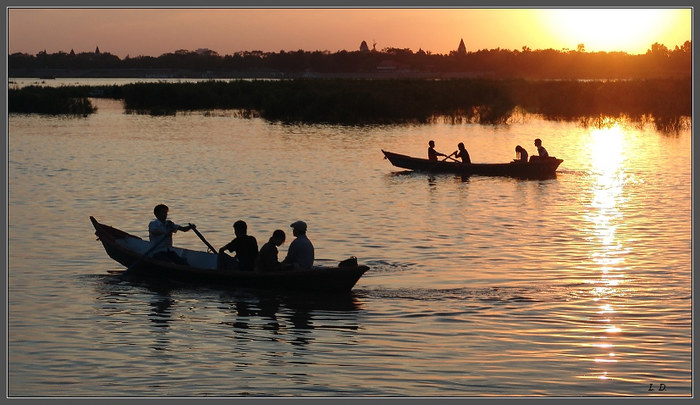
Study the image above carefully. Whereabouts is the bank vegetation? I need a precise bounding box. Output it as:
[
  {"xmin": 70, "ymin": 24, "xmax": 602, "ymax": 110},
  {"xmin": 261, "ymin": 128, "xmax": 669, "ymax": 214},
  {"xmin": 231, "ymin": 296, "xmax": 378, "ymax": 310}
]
[{"xmin": 9, "ymin": 77, "xmax": 691, "ymax": 132}]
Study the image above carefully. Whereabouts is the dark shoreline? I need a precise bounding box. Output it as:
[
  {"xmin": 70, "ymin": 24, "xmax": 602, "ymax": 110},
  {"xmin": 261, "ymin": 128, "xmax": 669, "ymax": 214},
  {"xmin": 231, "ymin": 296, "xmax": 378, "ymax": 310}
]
[
  {"xmin": 10, "ymin": 68, "xmax": 498, "ymax": 80},
  {"xmin": 10, "ymin": 41, "xmax": 691, "ymax": 81}
]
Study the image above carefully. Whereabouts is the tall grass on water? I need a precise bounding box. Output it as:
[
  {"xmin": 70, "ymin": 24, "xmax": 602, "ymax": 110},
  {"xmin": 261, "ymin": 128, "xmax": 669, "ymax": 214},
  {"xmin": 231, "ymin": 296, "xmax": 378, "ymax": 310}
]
[
  {"xmin": 9, "ymin": 78, "xmax": 690, "ymax": 132},
  {"xmin": 511, "ymin": 78, "xmax": 691, "ymax": 132},
  {"xmin": 120, "ymin": 79, "xmax": 517, "ymax": 125},
  {"xmin": 120, "ymin": 78, "xmax": 691, "ymax": 131},
  {"xmin": 8, "ymin": 85, "xmax": 96, "ymax": 115}
]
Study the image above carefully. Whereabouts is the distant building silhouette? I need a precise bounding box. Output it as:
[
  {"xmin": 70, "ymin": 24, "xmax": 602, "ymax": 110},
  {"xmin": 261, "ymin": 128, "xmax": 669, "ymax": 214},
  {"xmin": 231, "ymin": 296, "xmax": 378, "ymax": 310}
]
[
  {"xmin": 95, "ymin": 46, "xmax": 100, "ymax": 55},
  {"xmin": 457, "ymin": 39, "xmax": 467, "ymax": 55},
  {"xmin": 360, "ymin": 40, "xmax": 370, "ymax": 53}
]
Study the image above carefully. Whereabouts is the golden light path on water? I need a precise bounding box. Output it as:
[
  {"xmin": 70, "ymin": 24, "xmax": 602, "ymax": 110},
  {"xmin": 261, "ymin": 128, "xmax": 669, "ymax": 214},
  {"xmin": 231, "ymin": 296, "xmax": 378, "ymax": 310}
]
[{"xmin": 581, "ymin": 121, "xmax": 629, "ymax": 383}]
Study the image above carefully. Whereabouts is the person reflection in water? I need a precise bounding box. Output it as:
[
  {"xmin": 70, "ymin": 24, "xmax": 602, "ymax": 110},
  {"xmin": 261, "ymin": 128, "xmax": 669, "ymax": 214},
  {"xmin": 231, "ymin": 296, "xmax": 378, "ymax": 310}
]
[
  {"xmin": 255, "ymin": 229, "xmax": 286, "ymax": 272},
  {"xmin": 428, "ymin": 140, "xmax": 448, "ymax": 161},
  {"xmin": 454, "ymin": 142, "xmax": 471, "ymax": 164},
  {"xmin": 514, "ymin": 145, "xmax": 529, "ymax": 163},
  {"xmin": 218, "ymin": 220, "xmax": 258, "ymax": 271},
  {"xmin": 148, "ymin": 204, "xmax": 195, "ymax": 265}
]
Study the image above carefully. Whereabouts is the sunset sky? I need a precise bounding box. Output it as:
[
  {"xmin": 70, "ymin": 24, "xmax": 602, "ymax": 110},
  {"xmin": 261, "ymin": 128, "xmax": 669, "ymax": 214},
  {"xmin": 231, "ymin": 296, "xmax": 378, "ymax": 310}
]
[{"xmin": 8, "ymin": 8, "xmax": 692, "ymax": 58}]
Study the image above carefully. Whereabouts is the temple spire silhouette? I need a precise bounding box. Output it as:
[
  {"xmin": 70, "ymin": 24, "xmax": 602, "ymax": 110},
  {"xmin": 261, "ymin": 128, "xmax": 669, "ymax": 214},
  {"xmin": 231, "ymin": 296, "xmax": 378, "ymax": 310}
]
[{"xmin": 457, "ymin": 38, "xmax": 467, "ymax": 55}]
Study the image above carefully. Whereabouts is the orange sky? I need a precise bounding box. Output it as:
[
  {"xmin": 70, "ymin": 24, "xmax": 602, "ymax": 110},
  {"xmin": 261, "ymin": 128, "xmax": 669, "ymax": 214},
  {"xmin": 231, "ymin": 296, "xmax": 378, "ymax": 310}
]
[{"xmin": 8, "ymin": 8, "xmax": 692, "ymax": 58}]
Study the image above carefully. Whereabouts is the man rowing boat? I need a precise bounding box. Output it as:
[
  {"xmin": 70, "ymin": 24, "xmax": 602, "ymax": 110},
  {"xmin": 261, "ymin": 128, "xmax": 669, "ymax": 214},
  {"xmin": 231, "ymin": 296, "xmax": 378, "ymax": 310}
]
[
  {"xmin": 428, "ymin": 140, "xmax": 448, "ymax": 161},
  {"xmin": 148, "ymin": 204, "xmax": 195, "ymax": 265},
  {"xmin": 454, "ymin": 142, "xmax": 471, "ymax": 164}
]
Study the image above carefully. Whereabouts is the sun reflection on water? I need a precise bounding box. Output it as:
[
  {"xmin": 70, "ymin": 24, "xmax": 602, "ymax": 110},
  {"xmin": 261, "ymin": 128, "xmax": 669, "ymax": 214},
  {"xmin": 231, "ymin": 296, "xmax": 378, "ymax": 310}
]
[{"xmin": 581, "ymin": 122, "xmax": 631, "ymax": 381}]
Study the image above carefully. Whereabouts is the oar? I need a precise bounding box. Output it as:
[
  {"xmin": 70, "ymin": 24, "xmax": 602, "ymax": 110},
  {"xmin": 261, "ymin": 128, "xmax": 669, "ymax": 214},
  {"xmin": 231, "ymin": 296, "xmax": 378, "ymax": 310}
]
[
  {"xmin": 122, "ymin": 232, "xmax": 170, "ymax": 275},
  {"xmin": 191, "ymin": 224, "xmax": 217, "ymax": 253},
  {"xmin": 440, "ymin": 152, "xmax": 461, "ymax": 163},
  {"xmin": 440, "ymin": 152, "xmax": 455, "ymax": 162}
]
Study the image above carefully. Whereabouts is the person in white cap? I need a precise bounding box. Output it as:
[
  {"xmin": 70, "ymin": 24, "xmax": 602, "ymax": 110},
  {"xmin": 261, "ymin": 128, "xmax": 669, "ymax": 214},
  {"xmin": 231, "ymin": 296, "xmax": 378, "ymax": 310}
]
[{"xmin": 283, "ymin": 220, "xmax": 315, "ymax": 269}]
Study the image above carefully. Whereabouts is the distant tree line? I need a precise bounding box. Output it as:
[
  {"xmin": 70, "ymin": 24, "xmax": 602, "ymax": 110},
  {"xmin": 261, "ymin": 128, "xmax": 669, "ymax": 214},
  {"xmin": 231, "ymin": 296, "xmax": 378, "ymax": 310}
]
[{"xmin": 8, "ymin": 41, "xmax": 691, "ymax": 79}]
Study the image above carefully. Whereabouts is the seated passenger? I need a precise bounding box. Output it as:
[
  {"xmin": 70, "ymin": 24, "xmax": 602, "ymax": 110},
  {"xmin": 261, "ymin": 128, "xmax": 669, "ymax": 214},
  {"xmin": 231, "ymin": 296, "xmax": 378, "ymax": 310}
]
[
  {"xmin": 534, "ymin": 138, "xmax": 549, "ymax": 158},
  {"xmin": 514, "ymin": 145, "xmax": 529, "ymax": 163},
  {"xmin": 218, "ymin": 220, "xmax": 258, "ymax": 271},
  {"xmin": 255, "ymin": 230, "xmax": 286, "ymax": 272},
  {"xmin": 282, "ymin": 221, "xmax": 315, "ymax": 270}
]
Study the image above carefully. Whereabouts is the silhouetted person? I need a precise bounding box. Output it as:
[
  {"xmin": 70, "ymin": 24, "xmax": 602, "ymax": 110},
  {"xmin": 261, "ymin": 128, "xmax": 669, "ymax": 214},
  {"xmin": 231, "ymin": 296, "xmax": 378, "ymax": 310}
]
[
  {"xmin": 218, "ymin": 220, "xmax": 258, "ymax": 271},
  {"xmin": 454, "ymin": 142, "xmax": 471, "ymax": 164},
  {"xmin": 534, "ymin": 138, "xmax": 549, "ymax": 158},
  {"xmin": 255, "ymin": 230, "xmax": 286, "ymax": 272},
  {"xmin": 283, "ymin": 221, "xmax": 315, "ymax": 270},
  {"xmin": 515, "ymin": 145, "xmax": 529, "ymax": 163},
  {"xmin": 148, "ymin": 203, "xmax": 195, "ymax": 265},
  {"xmin": 428, "ymin": 140, "xmax": 448, "ymax": 161}
]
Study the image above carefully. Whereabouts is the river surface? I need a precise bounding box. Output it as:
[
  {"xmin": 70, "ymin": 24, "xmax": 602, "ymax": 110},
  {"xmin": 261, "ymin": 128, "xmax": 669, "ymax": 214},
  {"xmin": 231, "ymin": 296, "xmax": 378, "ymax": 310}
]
[{"xmin": 7, "ymin": 85, "xmax": 692, "ymax": 397}]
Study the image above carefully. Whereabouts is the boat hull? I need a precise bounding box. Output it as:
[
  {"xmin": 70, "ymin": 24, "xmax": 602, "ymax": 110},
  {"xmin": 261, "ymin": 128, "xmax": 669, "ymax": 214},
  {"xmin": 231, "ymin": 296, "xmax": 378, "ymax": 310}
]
[
  {"xmin": 382, "ymin": 150, "xmax": 562, "ymax": 179},
  {"xmin": 90, "ymin": 216, "xmax": 369, "ymax": 293}
]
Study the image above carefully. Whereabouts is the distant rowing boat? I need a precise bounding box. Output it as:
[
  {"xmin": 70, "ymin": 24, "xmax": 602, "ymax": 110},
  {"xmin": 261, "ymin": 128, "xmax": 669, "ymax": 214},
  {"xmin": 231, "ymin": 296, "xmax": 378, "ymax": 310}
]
[
  {"xmin": 90, "ymin": 216, "xmax": 369, "ymax": 293},
  {"xmin": 382, "ymin": 150, "xmax": 563, "ymax": 179}
]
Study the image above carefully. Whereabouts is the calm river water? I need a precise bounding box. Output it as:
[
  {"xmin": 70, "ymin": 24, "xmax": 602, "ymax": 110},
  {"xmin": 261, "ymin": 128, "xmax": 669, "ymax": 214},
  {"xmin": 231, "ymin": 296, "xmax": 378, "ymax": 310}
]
[{"xmin": 8, "ymin": 86, "xmax": 692, "ymax": 397}]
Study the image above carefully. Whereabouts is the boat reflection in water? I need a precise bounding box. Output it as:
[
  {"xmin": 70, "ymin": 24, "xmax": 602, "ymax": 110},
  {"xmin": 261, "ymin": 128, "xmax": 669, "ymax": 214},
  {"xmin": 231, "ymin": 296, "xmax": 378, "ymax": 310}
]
[{"xmin": 94, "ymin": 273, "xmax": 363, "ymax": 352}]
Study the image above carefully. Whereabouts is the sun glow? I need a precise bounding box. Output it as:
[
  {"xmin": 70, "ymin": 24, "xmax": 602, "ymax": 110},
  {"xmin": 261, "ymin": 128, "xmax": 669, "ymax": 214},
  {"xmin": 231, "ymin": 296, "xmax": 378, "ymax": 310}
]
[
  {"xmin": 540, "ymin": 9, "xmax": 688, "ymax": 54},
  {"xmin": 8, "ymin": 8, "xmax": 691, "ymax": 58},
  {"xmin": 590, "ymin": 124, "xmax": 625, "ymax": 175}
]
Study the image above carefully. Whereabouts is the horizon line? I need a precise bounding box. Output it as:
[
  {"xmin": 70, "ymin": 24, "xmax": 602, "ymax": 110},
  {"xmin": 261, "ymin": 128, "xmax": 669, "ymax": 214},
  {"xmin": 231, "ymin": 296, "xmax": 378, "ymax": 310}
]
[{"xmin": 11, "ymin": 40, "xmax": 691, "ymax": 58}]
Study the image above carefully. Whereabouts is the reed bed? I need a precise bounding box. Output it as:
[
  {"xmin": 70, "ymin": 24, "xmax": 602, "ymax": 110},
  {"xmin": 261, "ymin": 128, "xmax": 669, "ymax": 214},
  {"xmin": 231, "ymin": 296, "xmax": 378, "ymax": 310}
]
[
  {"xmin": 9, "ymin": 85, "xmax": 97, "ymax": 115},
  {"xmin": 9, "ymin": 78, "xmax": 690, "ymax": 131}
]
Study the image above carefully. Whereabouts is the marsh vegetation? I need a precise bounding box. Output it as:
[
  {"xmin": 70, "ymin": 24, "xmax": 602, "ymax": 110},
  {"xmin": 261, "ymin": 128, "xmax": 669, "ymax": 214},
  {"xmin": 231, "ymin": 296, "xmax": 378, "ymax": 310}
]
[
  {"xmin": 9, "ymin": 77, "xmax": 690, "ymax": 132},
  {"xmin": 8, "ymin": 85, "xmax": 97, "ymax": 115}
]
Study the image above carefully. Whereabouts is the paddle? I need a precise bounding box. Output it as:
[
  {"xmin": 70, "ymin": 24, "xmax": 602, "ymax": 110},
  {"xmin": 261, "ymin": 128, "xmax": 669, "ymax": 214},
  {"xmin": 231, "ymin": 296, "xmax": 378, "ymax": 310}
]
[
  {"xmin": 439, "ymin": 152, "xmax": 461, "ymax": 163},
  {"xmin": 122, "ymin": 232, "xmax": 170, "ymax": 275},
  {"xmin": 440, "ymin": 151, "xmax": 455, "ymax": 162},
  {"xmin": 191, "ymin": 224, "xmax": 217, "ymax": 253}
]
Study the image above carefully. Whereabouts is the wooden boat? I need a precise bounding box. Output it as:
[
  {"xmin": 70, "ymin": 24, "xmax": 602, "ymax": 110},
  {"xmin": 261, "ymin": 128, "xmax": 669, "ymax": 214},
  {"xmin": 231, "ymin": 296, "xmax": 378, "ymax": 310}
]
[
  {"xmin": 382, "ymin": 150, "xmax": 563, "ymax": 179},
  {"xmin": 90, "ymin": 216, "xmax": 369, "ymax": 293}
]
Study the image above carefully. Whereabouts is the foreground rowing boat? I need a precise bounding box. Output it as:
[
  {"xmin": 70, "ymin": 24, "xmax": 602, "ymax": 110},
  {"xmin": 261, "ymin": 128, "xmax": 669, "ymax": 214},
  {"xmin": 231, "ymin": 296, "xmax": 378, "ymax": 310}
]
[
  {"xmin": 382, "ymin": 150, "xmax": 563, "ymax": 179},
  {"xmin": 90, "ymin": 216, "xmax": 369, "ymax": 293}
]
